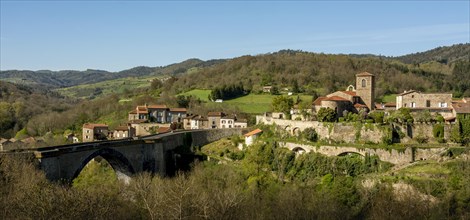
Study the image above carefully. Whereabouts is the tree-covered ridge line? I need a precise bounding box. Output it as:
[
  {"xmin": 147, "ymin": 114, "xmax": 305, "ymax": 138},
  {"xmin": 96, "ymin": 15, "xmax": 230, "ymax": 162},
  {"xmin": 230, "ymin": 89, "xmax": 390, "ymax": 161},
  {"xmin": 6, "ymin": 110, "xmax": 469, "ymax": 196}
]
[{"xmin": 169, "ymin": 45, "xmax": 470, "ymax": 98}]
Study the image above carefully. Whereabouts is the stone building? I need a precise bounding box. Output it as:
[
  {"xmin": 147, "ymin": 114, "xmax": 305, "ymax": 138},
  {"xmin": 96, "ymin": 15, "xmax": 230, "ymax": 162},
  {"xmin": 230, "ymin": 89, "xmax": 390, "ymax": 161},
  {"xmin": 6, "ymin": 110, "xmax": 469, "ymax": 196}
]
[
  {"xmin": 128, "ymin": 105, "xmax": 187, "ymax": 123},
  {"xmin": 208, "ymin": 112, "xmax": 225, "ymax": 128},
  {"xmin": 82, "ymin": 123, "xmax": 109, "ymax": 142},
  {"xmin": 113, "ymin": 125, "xmax": 130, "ymax": 139},
  {"xmin": 313, "ymin": 72, "xmax": 375, "ymax": 118},
  {"xmin": 396, "ymin": 90, "xmax": 453, "ymax": 118},
  {"xmin": 452, "ymin": 97, "xmax": 470, "ymax": 122}
]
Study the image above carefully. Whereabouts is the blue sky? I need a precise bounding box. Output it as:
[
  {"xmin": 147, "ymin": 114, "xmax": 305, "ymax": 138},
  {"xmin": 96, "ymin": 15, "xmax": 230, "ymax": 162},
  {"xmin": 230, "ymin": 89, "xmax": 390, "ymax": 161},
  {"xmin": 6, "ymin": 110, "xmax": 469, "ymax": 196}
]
[{"xmin": 1, "ymin": 1, "xmax": 469, "ymax": 71}]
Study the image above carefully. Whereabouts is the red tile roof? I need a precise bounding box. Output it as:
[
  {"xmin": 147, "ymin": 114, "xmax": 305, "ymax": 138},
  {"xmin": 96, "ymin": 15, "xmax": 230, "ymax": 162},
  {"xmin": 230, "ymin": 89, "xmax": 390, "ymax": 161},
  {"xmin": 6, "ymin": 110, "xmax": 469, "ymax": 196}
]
[
  {"xmin": 244, "ymin": 129, "xmax": 263, "ymax": 137},
  {"xmin": 397, "ymin": 90, "xmax": 417, "ymax": 96},
  {"xmin": 157, "ymin": 127, "xmax": 171, "ymax": 134},
  {"xmin": 313, "ymin": 97, "xmax": 327, "ymax": 105},
  {"xmin": 169, "ymin": 108, "xmax": 187, "ymax": 112},
  {"xmin": 129, "ymin": 109, "xmax": 137, "ymax": 114},
  {"xmin": 323, "ymin": 96, "xmax": 349, "ymax": 102},
  {"xmin": 136, "ymin": 106, "xmax": 148, "ymax": 113},
  {"xmin": 148, "ymin": 105, "xmax": 167, "ymax": 109},
  {"xmin": 83, "ymin": 123, "xmax": 108, "ymax": 129},
  {"xmin": 341, "ymin": 91, "xmax": 357, "ymax": 96},
  {"xmin": 115, "ymin": 126, "xmax": 128, "ymax": 131},
  {"xmin": 453, "ymin": 102, "xmax": 470, "ymax": 114},
  {"xmin": 354, "ymin": 103, "xmax": 367, "ymax": 108},
  {"xmin": 384, "ymin": 102, "xmax": 396, "ymax": 107},
  {"xmin": 208, "ymin": 111, "xmax": 224, "ymax": 117}
]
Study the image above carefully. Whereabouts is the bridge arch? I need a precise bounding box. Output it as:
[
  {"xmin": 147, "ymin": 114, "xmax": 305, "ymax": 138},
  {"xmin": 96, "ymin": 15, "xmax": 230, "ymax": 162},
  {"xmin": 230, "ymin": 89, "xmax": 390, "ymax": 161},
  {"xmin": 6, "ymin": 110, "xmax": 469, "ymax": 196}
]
[
  {"xmin": 292, "ymin": 147, "xmax": 307, "ymax": 155},
  {"xmin": 72, "ymin": 148, "xmax": 135, "ymax": 184},
  {"xmin": 337, "ymin": 151, "xmax": 365, "ymax": 157},
  {"xmin": 292, "ymin": 127, "xmax": 301, "ymax": 136}
]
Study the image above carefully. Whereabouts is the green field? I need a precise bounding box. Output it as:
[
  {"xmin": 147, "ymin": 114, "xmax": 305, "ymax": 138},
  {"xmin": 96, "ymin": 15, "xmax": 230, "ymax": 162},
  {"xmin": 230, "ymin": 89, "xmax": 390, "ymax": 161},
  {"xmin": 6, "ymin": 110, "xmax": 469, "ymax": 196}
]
[
  {"xmin": 381, "ymin": 94, "xmax": 396, "ymax": 103},
  {"xmin": 179, "ymin": 89, "xmax": 211, "ymax": 101},
  {"xmin": 56, "ymin": 76, "xmax": 155, "ymax": 99},
  {"xmin": 179, "ymin": 89, "xmax": 314, "ymax": 114}
]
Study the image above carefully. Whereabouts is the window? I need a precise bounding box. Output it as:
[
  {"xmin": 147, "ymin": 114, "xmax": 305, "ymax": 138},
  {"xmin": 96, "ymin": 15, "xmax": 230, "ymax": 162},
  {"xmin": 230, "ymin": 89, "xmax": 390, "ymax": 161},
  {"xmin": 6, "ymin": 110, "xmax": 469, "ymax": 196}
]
[
  {"xmin": 117, "ymin": 133, "xmax": 120, "ymax": 138},
  {"xmin": 426, "ymin": 100, "xmax": 431, "ymax": 107},
  {"xmin": 411, "ymin": 102, "xmax": 416, "ymax": 108},
  {"xmin": 411, "ymin": 95, "xmax": 414, "ymax": 98},
  {"xmin": 85, "ymin": 135, "xmax": 89, "ymax": 139},
  {"xmin": 123, "ymin": 133, "xmax": 126, "ymax": 137},
  {"xmin": 439, "ymin": 102, "xmax": 448, "ymax": 108},
  {"xmin": 404, "ymin": 103, "xmax": 407, "ymax": 107},
  {"xmin": 212, "ymin": 121, "xmax": 215, "ymax": 125},
  {"xmin": 229, "ymin": 125, "xmax": 232, "ymax": 128},
  {"xmin": 229, "ymin": 120, "xmax": 232, "ymax": 124},
  {"xmin": 361, "ymin": 79, "xmax": 366, "ymax": 87},
  {"xmin": 86, "ymin": 130, "xmax": 90, "ymax": 134}
]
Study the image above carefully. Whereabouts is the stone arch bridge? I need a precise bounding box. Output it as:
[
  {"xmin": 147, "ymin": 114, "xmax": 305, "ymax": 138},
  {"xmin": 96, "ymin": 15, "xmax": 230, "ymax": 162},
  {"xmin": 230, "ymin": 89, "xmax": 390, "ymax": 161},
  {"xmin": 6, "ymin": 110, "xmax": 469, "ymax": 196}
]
[
  {"xmin": 3, "ymin": 129, "xmax": 242, "ymax": 183},
  {"xmin": 283, "ymin": 142, "xmax": 447, "ymax": 165}
]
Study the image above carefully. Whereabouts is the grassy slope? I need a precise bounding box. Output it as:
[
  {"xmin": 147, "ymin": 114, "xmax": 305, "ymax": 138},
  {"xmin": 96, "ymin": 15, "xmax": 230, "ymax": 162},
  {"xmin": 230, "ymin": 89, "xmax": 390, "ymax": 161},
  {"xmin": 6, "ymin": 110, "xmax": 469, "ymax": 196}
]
[
  {"xmin": 179, "ymin": 89, "xmax": 314, "ymax": 114},
  {"xmin": 381, "ymin": 94, "xmax": 397, "ymax": 103},
  {"xmin": 55, "ymin": 76, "xmax": 155, "ymax": 99}
]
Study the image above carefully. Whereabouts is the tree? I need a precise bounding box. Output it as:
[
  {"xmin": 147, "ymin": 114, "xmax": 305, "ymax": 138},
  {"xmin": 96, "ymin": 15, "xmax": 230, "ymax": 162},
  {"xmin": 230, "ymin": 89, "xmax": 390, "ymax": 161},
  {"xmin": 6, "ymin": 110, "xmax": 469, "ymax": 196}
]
[
  {"xmin": 272, "ymin": 96, "xmax": 294, "ymax": 116},
  {"xmin": 270, "ymin": 86, "xmax": 280, "ymax": 95},
  {"xmin": 317, "ymin": 107, "xmax": 337, "ymax": 122}
]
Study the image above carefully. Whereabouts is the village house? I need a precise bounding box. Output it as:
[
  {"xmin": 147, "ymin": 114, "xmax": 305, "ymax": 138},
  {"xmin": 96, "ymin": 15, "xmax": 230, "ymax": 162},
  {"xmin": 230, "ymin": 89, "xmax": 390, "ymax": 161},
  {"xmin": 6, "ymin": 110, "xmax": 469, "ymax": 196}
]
[
  {"xmin": 375, "ymin": 102, "xmax": 397, "ymax": 111},
  {"xmin": 313, "ymin": 72, "xmax": 375, "ymax": 118},
  {"xmin": 208, "ymin": 112, "xmax": 225, "ymax": 128},
  {"xmin": 190, "ymin": 115, "xmax": 209, "ymax": 129},
  {"xmin": 452, "ymin": 97, "xmax": 470, "ymax": 122},
  {"xmin": 234, "ymin": 118, "xmax": 248, "ymax": 128},
  {"xmin": 396, "ymin": 90, "xmax": 453, "ymax": 118},
  {"xmin": 244, "ymin": 128, "xmax": 263, "ymax": 146},
  {"xmin": 128, "ymin": 105, "xmax": 187, "ymax": 124},
  {"xmin": 129, "ymin": 121, "xmax": 170, "ymax": 136},
  {"xmin": 113, "ymin": 125, "xmax": 131, "ymax": 139},
  {"xmin": 82, "ymin": 123, "xmax": 109, "ymax": 142},
  {"xmin": 262, "ymin": 86, "xmax": 272, "ymax": 93},
  {"xmin": 220, "ymin": 116, "xmax": 235, "ymax": 128}
]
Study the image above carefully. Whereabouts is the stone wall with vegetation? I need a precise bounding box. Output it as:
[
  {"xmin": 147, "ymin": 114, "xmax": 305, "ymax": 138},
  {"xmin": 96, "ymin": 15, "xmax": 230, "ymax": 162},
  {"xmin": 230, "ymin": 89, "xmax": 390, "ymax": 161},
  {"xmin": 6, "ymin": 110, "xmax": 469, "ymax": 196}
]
[{"xmin": 257, "ymin": 115, "xmax": 455, "ymax": 144}]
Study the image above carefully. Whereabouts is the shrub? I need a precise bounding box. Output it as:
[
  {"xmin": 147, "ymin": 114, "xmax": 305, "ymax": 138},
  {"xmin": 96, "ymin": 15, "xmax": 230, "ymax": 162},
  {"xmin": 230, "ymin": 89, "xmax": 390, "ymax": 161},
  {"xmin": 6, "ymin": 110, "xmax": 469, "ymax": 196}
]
[
  {"xmin": 317, "ymin": 108, "xmax": 337, "ymax": 122},
  {"xmin": 368, "ymin": 111, "xmax": 384, "ymax": 124},
  {"xmin": 302, "ymin": 127, "xmax": 319, "ymax": 142},
  {"xmin": 433, "ymin": 124, "xmax": 444, "ymax": 139}
]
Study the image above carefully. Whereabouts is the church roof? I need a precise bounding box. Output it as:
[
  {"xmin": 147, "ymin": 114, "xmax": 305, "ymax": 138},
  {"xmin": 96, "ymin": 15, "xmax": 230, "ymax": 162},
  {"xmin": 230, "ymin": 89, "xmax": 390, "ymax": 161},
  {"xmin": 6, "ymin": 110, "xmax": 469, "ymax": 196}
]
[
  {"xmin": 356, "ymin": 72, "xmax": 374, "ymax": 76},
  {"xmin": 340, "ymin": 91, "xmax": 357, "ymax": 96},
  {"xmin": 323, "ymin": 96, "xmax": 349, "ymax": 102},
  {"xmin": 313, "ymin": 97, "xmax": 327, "ymax": 105}
]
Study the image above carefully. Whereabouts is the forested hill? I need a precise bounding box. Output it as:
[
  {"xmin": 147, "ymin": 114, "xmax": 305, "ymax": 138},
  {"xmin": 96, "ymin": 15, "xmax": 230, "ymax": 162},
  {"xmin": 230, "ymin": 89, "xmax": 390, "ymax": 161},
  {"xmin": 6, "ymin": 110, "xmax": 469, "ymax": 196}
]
[
  {"xmin": 394, "ymin": 43, "xmax": 470, "ymax": 64},
  {"xmin": 0, "ymin": 81, "xmax": 74, "ymax": 138},
  {"xmin": 0, "ymin": 58, "xmax": 225, "ymax": 89},
  {"xmin": 169, "ymin": 48, "xmax": 470, "ymax": 98}
]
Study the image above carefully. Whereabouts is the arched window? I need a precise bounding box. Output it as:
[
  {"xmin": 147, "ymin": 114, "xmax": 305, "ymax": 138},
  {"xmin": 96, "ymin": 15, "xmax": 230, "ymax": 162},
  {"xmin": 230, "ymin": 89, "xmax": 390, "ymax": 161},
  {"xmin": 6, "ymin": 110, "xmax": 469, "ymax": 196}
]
[{"xmin": 361, "ymin": 79, "xmax": 366, "ymax": 87}]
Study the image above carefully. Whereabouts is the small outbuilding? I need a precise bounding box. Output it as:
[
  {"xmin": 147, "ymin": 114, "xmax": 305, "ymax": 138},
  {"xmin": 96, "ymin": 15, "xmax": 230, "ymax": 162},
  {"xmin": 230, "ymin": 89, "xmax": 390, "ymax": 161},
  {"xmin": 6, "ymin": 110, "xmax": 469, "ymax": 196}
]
[{"xmin": 244, "ymin": 128, "xmax": 263, "ymax": 146}]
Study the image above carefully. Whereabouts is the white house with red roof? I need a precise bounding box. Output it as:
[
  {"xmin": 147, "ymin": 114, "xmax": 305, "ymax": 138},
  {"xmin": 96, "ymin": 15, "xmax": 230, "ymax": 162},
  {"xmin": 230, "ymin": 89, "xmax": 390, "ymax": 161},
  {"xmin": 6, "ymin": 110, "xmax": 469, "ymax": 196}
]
[{"xmin": 244, "ymin": 128, "xmax": 263, "ymax": 146}]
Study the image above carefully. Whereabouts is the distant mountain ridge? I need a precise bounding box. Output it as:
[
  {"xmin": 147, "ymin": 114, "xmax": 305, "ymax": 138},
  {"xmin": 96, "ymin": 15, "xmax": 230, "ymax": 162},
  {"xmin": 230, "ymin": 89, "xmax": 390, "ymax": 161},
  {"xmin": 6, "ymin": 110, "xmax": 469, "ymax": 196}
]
[{"xmin": 0, "ymin": 58, "xmax": 226, "ymax": 89}]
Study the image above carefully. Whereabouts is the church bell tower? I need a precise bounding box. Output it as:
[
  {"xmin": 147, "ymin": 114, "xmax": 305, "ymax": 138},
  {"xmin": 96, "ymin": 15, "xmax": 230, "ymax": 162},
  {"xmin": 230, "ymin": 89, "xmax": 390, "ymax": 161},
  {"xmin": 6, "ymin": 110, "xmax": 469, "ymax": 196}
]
[{"xmin": 355, "ymin": 72, "xmax": 375, "ymax": 110}]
